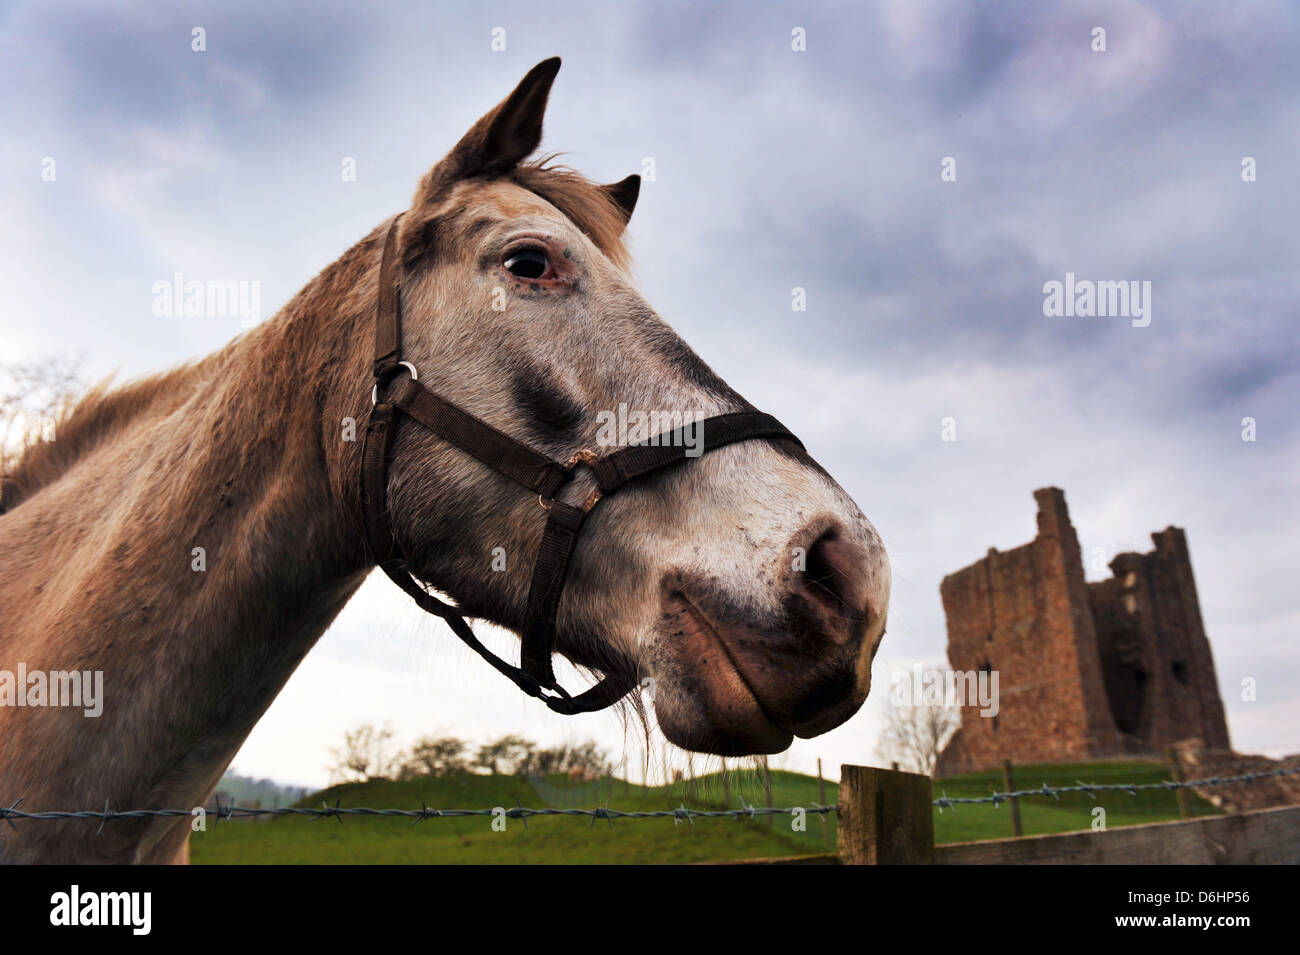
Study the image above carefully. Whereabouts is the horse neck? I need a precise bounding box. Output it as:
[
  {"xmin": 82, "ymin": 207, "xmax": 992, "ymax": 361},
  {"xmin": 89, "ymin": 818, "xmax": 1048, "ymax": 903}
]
[{"xmin": 0, "ymin": 265, "xmax": 376, "ymax": 862}]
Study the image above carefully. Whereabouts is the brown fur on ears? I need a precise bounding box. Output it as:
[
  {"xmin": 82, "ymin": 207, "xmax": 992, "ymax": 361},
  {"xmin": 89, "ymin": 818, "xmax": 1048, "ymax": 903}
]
[
  {"xmin": 511, "ymin": 160, "xmax": 634, "ymax": 268},
  {"xmin": 400, "ymin": 61, "xmax": 635, "ymax": 272},
  {"xmin": 599, "ymin": 174, "xmax": 641, "ymax": 225},
  {"xmin": 413, "ymin": 57, "xmax": 562, "ymax": 207}
]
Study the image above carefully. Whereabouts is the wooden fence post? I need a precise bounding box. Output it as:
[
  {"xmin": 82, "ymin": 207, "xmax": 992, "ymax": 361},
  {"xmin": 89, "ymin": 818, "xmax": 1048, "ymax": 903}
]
[
  {"xmin": 1003, "ymin": 759, "xmax": 1023, "ymax": 837},
  {"xmin": 837, "ymin": 765, "xmax": 934, "ymax": 864},
  {"xmin": 1167, "ymin": 746, "xmax": 1194, "ymax": 820}
]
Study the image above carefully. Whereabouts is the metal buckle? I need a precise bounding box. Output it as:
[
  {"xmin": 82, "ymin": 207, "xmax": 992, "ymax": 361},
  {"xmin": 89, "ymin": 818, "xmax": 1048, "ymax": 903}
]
[
  {"xmin": 564, "ymin": 448, "xmax": 598, "ymax": 469},
  {"xmin": 371, "ymin": 360, "xmax": 419, "ymax": 406},
  {"xmin": 567, "ymin": 449, "xmax": 603, "ymax": 512},
  {"xmin": 537, "ymin": 449, "xmax": 603, "ymax": 513}
]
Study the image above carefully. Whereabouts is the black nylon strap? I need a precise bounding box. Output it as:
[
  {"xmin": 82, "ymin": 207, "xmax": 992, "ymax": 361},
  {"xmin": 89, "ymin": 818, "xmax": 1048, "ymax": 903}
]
[
  {"xmin": 360, "ymin": 402, "xmax": 398, "ymax": 564},
  {"xmin": 520, "ymin": 501, "xmax": 586, "ymax": 684},
  {"xmin": 514, "ymin": 500, "xmax": 639, "ymax": 713},
  {"xmin": 372, "ymin": 217, "xmax": 404, "ymax": 380},
  {"xmin": 589, "ymin": 411, "xmax": 802, "ymax": 491},
  {"xmin": 391, "ymin": 376, "xmax": 570, "ymax": 498},
  {"xmin": 375, "ymin": 557, "xmax": 548, "ymax": 699},
  {"xmin": 363, "ymin": 404, "xmax": 554, "ymax": 703},
  {"xmin": 544, "ymin": 672, "xmax": 639, "ymax": 715},
  {"xmin": 373, "ymin": 550, "xmax": 630, "ymax": 713}
]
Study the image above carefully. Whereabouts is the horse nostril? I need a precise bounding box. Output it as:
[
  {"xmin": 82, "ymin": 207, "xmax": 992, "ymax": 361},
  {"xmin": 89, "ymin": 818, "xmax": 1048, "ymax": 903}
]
[{"xmin": 799, "ymin": 527, "xmax": 869, "ymax": 624}]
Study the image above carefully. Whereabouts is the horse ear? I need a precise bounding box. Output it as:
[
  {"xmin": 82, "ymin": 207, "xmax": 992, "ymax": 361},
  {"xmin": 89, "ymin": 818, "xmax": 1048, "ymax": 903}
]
[
  {"xmin": 414, "ymin": 57, "xmax": 562, "ymax": 206},
  {"xmin": 599, "ymin": 174, "xmax": 641, "ymax": 226}
]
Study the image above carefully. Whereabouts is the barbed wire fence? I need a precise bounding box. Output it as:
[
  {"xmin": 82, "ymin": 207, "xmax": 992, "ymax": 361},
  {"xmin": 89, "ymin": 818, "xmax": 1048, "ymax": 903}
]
[
  {"xmin": 1, "ymin": 764, "xmax": 1296, "ymax": 832},
  {"xmin": 932, "ymin": 764, "xmax": 1300, "ymax": 811}
]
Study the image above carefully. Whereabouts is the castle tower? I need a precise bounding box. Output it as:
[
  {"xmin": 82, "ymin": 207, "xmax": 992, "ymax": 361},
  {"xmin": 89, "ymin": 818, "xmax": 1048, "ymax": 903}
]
[
  {"xmin": 937, "ymin": 488, "xmax": 1229, "ymax": 774},
  {"xmin": 1087, "ymin": 527, "xmax": 1230, "ymax": 752}
]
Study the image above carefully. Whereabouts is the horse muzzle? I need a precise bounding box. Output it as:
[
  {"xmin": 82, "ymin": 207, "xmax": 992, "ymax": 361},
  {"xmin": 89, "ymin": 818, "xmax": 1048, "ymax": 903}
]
[{"xmin": 649, "ymin": 524, "xmax": 885, "ymax": 755}]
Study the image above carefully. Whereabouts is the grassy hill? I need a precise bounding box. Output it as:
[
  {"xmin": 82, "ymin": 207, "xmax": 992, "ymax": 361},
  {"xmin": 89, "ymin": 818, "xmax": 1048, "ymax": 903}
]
[{"xmin": 191, "ymin": 760, "xmax": 1218, "ymax": 864}]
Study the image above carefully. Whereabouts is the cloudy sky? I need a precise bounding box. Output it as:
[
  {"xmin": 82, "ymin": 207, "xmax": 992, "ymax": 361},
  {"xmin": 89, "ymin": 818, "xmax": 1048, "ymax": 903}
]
[{"xmin": 2, "ymin": 0, "xmax": 1297, "ymax": 788}]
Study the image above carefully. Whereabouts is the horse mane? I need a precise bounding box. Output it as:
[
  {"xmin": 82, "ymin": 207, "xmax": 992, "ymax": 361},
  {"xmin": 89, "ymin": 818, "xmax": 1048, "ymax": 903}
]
[
  {"xmin": 510, "ymin": 157, "xmax": 632, "ymax": 269},
  {"xmin": 3, "ymin": 364, "xmax": 202, "ymax": 509}
]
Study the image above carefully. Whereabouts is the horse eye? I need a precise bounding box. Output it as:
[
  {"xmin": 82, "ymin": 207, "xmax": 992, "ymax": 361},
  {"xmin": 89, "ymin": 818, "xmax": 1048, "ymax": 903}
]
[{"xmin": 503, "ymin": 248, "xmax": 550, "ymax": 280}]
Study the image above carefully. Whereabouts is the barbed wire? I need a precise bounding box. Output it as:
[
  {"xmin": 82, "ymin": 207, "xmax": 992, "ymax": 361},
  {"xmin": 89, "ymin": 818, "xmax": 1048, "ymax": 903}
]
[
  {"xmin": 1, "ymin": 763, "xmax": 1295, "ymax": 829},
  {"xmin": 933, "ymin": 764, "xmax": 1300, "ymax": 812},
  {"xmin": 0, "ymin": 797, "xmax": 834, "ymax": 831}
]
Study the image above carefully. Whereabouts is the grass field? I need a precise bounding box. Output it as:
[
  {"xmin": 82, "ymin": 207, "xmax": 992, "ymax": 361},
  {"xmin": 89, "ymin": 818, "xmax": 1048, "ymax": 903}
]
[{"xmin": 191, "ymin": 760, "xmax": 1217, "ymax": 864}]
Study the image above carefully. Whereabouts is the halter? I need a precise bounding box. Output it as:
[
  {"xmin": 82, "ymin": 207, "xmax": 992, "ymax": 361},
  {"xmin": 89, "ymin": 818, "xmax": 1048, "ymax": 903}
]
[{"xmin": 360, "ymin": 215, "xmax": 804, "ymax": 714}]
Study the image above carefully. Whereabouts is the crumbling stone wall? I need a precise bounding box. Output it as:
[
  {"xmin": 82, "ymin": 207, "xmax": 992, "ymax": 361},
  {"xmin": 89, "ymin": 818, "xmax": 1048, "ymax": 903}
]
[
  {"xmin": 1174, "ymin": 740, "xmax": 1299, "ymax": 812},
  {"xmin": 937, "ymin": 488, "xmax": 1230, "ymax": 775}
]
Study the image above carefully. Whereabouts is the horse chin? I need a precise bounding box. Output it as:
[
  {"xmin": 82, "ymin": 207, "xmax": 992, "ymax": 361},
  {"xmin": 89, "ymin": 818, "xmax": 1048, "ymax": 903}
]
[
  {"xmin": 655, "ymin": 701, "xmax": 794, "ymax": 757},
  {"xmin": 648, "ymin": 595, "xmax": 795, "ymax": 757}
]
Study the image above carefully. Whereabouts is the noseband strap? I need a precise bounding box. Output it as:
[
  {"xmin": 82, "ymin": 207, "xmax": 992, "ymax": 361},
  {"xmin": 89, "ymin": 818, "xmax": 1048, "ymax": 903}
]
[{"xmin": 360, "ymin": 214, "xmax": 804, "ymax": 715}]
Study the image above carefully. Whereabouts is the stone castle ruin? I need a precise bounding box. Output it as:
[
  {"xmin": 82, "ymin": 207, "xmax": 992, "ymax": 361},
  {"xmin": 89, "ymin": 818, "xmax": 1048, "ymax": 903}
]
[{"xmin": 937, "ymin": 488, "xmax": 1230, "ymax": 774}]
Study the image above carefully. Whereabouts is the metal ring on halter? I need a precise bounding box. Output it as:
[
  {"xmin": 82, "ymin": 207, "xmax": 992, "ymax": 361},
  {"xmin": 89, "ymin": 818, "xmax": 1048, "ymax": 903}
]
[
  {"xmin": 539, "ymin": 489, "xmax": 602, "ymax": 512},
  {"xmin": 538, "ymin": 449, "xmax": 601, "ymax": 512},
  {"xmin": 372, "ymin": 361, "xmax": 419, "ymax": 406}
]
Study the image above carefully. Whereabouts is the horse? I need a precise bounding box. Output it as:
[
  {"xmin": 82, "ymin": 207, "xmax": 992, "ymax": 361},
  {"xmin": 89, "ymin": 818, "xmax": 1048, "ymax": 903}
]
[{"xmin": 0, "ymin": 58, "xmax": 889, "ymax": 863}]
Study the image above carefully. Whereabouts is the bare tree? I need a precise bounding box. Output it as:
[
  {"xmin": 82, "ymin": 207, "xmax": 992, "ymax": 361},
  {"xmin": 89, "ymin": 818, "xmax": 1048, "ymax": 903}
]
[
  {"xmin": 876, "ymin": 697, "xmax": 961, "ymax": 776},
  {"xmin": 474, "ymin": 735, "xmax": 535, "ymax": 775},
  {"xmin": 561, "ymin": 740, "xmax": 610, "ymax": 778},
  {"xmin": 396, "ymin": 736, "xmax": 469, "ymax": 779},
  {"xmin": 328, "ymin": 723, "xmax": 399, "ymax": 783},
  {"xmin": 516, "ymin": 740, "xmax": 609, "ymax": 778},
  {"xmin": 0, "ymin": 357, "xmax": 84, "ymax": 472}
]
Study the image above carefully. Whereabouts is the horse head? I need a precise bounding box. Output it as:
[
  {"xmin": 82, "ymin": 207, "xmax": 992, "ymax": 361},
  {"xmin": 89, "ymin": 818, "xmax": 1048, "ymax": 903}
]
[{"xmin": 372, "ymin": 59, "xmax": 890, "ymax": 756}]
